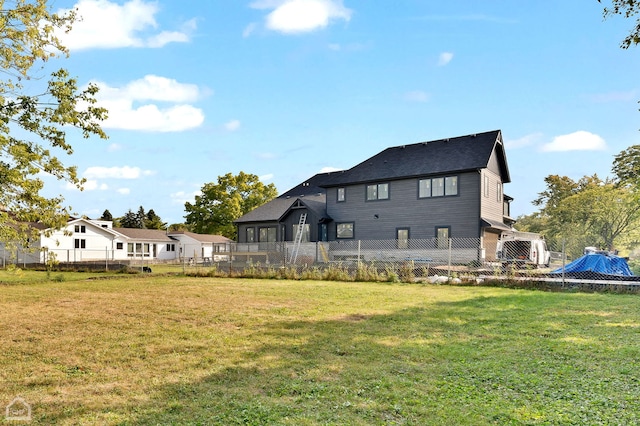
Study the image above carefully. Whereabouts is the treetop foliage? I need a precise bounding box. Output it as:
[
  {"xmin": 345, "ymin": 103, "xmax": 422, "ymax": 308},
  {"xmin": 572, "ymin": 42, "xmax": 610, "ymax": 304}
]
[
  {"xmin": 0, "ymin": 0, "xmax": 107, "ymax": 249},
  {"xmin": 185, "ymin": 172, "xmax": 278, "ymax": 239},
  {"xmin": 599, "ymin": 0, "xmax": 640, "ymax": 48}
]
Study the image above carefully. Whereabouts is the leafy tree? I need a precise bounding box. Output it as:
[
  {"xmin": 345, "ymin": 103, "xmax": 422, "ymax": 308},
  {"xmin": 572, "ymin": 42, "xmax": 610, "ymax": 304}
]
[
  {"xmin": 612, "ymin": 145, "xmax": 640, "ymax": 188},
  {"xmin": 599, "ymin": 0, "xmax": 640, "ymax": 48},
  {"xmin": 533, "ymin": 174, "xmax": 640, "ymax": 256},
  {"xmin": 100, "ymin": 209, "xmax": 113, "ymax": 221},
  {"xmin": 185, "ymin": 172, "xmax": 278, "ymax": 238},
  {"xmin": 136, "ymin": 206, "xmax": 147, "ymax": 229},
  {"xmin": 144, "ymin": 209, "xmax": 167, "ymax": 230},
  {"xmin": 0, "ymin": 1, "xmax": 107, "ymax": 249},
  {"xmin": 119, "ymin": 209, "xmax": 141, "ymax": 228},
  {"xmin": 168, "ymin": 223, "xmax": 191, "ymax": 232}
]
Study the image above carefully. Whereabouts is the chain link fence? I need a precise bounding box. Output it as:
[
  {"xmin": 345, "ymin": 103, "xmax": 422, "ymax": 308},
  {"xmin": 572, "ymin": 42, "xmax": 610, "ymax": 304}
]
[
  {"xmin": 3, "ymin": 237, "xmax": 640, "ymax": 290},
  {"xmin": 225, "ymin": 237, "xmax": 640, "ymax": 288}
]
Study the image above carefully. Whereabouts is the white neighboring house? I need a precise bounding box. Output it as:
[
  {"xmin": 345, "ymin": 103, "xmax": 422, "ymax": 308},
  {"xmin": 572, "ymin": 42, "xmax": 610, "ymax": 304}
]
[
  {"xmin": 113, "ymin": 227, "xmax": 178, "ymax": 261},
  {"xmin": 168, "ymin": 231, "xmax": 233, "ymax": 263},
  {"xmin": 1, "ymin": 217, "xmax": 233, "ymax": 265},
  {"xmin": 39, "ymin": 217, "xmax": 124, "ymax": 263}
]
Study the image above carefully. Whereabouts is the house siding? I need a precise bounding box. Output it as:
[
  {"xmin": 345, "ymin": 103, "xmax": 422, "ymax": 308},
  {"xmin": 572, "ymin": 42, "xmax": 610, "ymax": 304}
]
[
  {"xmin": 480, "ymin": 168, "xmax": 504, "ymax": 222},
  {"xmin": 326, "ymin": 172, "xmax": 482, "ymax": 240}
]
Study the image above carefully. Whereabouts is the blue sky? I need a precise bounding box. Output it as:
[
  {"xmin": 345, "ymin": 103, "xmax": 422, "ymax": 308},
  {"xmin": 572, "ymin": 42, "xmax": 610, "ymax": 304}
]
[{"xmin": 39, "ymin": 0, "xmax": 640, "ymax": 225}]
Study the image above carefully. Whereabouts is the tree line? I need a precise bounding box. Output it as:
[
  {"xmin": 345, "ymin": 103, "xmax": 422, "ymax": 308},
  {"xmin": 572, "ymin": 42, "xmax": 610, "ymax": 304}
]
[{"xmin": 516, "ymin": 146, "xmax": 640, "ymax": 257}]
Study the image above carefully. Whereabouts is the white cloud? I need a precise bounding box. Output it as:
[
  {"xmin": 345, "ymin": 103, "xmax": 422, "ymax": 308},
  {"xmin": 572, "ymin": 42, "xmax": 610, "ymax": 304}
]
[
  {"xmin": 541, "ymin": 131, "xmax": 607, "ymax": 152},
  {"xmin": 84, "ymin": 166, "xmax": 154, "ymax": 179},
  {"xmin": 437, "ymin": 52, "xmax": 454, "ymax": 66},
  {"xmin": 319, "ymin": 166, "xmax": 343, "ymax": 173},
  {"xmin": 91, "ymin": 75, "xmax": 205, "ymax": 132},
  {"xmin": 404, "ymin": 90, "xmax": 430, "ymax": 102},
  {"xmin": 259, "ymin": 173, "xmax": 274, "ymax": 181},
  {"xmin": 56, "ymin": 0, "xmax": 195, "ymax": 51},
  {"xmin": 505, "ymin": 132, "xmax": 543, "ymax": 149},
  {"xmin": 250, "ymin": 0, "xmax": 352, "ymax": 34},
  {"xmin": 243, "ymin": 22, "xmax": 258, "ymax": 38},
  {"xmin": 256, "ymin": 152, "xmax": 278, "ymax": 160},
  {"xmin": 65, "ymin": 180, "xmax": 108, "ymax": 191},
  {"xmin": 117, "ymin": 188, "xmax": 131, "ymax": 195},
  {"xmin": 224, "ymin": 120, "xmax": 241, "ymax": 131},
  {"xmin": 588, "ymin": 90, "xmax": 639, "ymax": 103},
  {"xmin": 107, "ymin": 143, "xmax": 122, "ymax": 152},
  {"xmin": 170, "ymin": 190, "xmax": 201, "ymax": 205}
]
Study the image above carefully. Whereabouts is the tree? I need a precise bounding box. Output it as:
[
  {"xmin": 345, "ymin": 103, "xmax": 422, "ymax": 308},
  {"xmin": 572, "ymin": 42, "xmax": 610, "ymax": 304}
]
[
  {"xmin": 100, "ymin": 209, "xmax": 113, "ymax": 221},
  {"xmin": 119, "ymin": 209, "xmax": 141, "ymax": 229},
  {"xmin": 560, "ymin": 182, "xmax": 640, "ymax": 251},
  {"xmin": 612, "ymin": 145, "xmax": 640, "ymax": 188},
  {"xmin": 0, "ymin": 1, "xmax": 107, "ymax": 249},
  {"xmin": 533, "ymin": 174, "xmax": 640, "ymax": 256},
  {"xmin": 599, "ymin": 0, "xmax": 640, "ymax": 48},
  {"xmin": 144, "ymin": 209, "xmax": 167, "ymax": 230},
  {"xmin": 185, "ymin": 172, "xmax": 278, "ymax": 238}
]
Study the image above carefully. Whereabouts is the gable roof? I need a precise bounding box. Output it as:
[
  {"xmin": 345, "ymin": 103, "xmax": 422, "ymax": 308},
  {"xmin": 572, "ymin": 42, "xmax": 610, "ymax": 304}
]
[
  {"xmin": 279, "ymin": 172, "xmax": 334, "ymax": 198},
  {"xmin": 234, "ymin": 193, "xmax": 327, "ymax": 224},
  {"xmin": 321, "ymin": 130, "xmax": 510, "ymax": 187},
  {"xmin": 167, "ymin": 231, "xmax": 232, "ymax": 243},
  {"xmin": 112, "ymin": 227, "xmax": 175, "ymax": 242}
]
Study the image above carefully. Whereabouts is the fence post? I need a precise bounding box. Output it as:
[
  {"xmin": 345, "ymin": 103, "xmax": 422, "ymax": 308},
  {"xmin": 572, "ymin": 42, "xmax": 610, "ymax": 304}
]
[
  {"xmin": 561, "ymin": 238, "xmax": 566, "ymax": 287},
  {"xmin": 358, "ymin": 240, "xmax": 361, "ymax": 267},
  {"xmin": 448, "ymin": 238, "xmax": 452, "ymax": 278}
]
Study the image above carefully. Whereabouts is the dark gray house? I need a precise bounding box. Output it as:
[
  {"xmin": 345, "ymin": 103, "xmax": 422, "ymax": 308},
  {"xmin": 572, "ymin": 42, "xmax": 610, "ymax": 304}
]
[{"xmin": 235, "ymin": 130, "xmax": 515, "ymax": 256}]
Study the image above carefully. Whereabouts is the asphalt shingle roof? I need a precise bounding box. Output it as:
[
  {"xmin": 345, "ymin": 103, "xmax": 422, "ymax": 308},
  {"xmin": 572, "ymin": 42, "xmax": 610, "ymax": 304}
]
[
  {"xmin": 167, "ymin": 231, "xmax": 232, "ymax": 243},
  {"xmin": 321, "ymin": 130, "xmax": 508, "ymax": 186},
  {"xmin": 112, "ymin": 228, "xmax": 175, "ymax": 242},
  {"xmin": 234, "ymin": 193, "xmax": 326, "ymax": 223}
]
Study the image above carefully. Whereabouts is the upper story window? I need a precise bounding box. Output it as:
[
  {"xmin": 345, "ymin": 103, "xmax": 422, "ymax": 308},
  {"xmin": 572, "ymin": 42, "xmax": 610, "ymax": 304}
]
[
  {"xmin": 484, "ymin": 175, "xmax": 490, "ymax": 197},
  {"xmin": 496, "ymin": 182, "xmax": 502, "ymax": 202},
  {"xmin": 419, "ymin": 176, "xmax": 458, "ymax": 198},
  {"xmin": 337, "ymin": 187, "xmax": 346, "ymax": 202},
  {"xmin": 74, "ymin": 225, "xmax": 86, "ymax": 233},
  {"xmin": 366, "ymin": 183, "xmax": 389, "ymax": 201}
]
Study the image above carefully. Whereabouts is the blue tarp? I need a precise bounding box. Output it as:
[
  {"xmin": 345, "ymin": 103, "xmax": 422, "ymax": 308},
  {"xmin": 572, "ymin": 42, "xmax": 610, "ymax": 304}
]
[{"xmin": 551, "ymin": 253, "xmax": 634, "ymax": 276}]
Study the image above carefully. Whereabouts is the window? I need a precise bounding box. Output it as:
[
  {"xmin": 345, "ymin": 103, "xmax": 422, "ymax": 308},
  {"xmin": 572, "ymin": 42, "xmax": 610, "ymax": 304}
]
[
  {"xmin": 246, "ymin": 228, "xmax": 255, "ymax": 243},
  {"xmin": 397, "ymin": 228, "xmax": 409, "ymax": 249},
  {"xmin": 366, "ymin": 183, "xmax": 389, "ymax": 201},
  {"xmin": 74, "ymin": 239, "xmax": 86, "ymax": 249},
  {"xmin": 419, "ymin": 176, "xmax": 458, "ymax": 198},
  {"xmin": 128, "ymin": 243, "xmax": 134, "ymax": 257},
  {"xmin": 259, "ymin": 227, "xmax": 277, "ymax": 242},
  {"xmin": 74, "ymin": 225, "xmax": 86, "ymax": 233},
  {"xmin": 436, "ymin": 227, "xmax": 450, "ymax": 249},
  {"xmin": 484, "ymin": 175, "xmax": 490, "ymax": 197},
  {"xmin": 336, "ymin": 222, "xmax": 354, "ymax": 239},
  {"xmin": 432, "ymin": 178, "xmax": 444, "ymax": 197},
  {"xmin": 418, "ymin": 179, "xmax": 431, "ymax": 198},
  {"xmin": 496, "ymin": 182, "xmax": 502, "ymax": 202},
  {"xmin": 337, "ymin": 187, "xmax": 346, "ymax": 202},
  {"xmin": 445, "ymin": 176, "xmax": 458, "ymax": 195},
  {"xmin": 116, "ymin": 242, "xmax": 124, "ymax": 250},
  {"xmin": 166, "ymin": 243, "xmax": 175, "ymax": 252}
]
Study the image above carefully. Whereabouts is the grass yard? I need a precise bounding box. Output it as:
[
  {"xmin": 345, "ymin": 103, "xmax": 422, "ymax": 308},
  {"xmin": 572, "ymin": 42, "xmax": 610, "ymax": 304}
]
[{"xmin": 1, "ymin": 272, "xmax": 639, "ymax": 425}]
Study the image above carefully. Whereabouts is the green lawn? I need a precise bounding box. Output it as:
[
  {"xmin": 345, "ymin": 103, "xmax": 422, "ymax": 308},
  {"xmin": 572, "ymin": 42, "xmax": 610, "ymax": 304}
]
[{"xmin": 1, "ymin": 272, "xmax": 639, "ymax": 425}]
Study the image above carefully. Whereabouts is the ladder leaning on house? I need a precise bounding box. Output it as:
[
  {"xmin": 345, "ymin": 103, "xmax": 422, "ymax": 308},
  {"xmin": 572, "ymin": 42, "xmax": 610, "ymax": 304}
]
[{"xmin": 289, "ymin": 213, "xmax": 307, "ymax": 263}]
